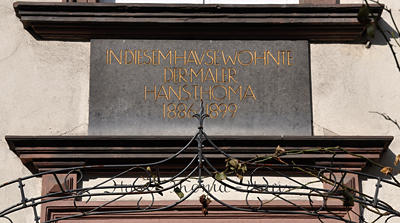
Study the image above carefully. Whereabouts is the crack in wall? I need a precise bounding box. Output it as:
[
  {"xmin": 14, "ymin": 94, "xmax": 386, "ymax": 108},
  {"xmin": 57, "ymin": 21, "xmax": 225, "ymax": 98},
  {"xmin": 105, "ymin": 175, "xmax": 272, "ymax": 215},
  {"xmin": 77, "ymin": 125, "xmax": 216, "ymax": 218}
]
[
  {"xmin": 60, "ymin": 123, "xmax": 88, "ymax": 135},
  {"xmin": 313, "ymin": 122, "xmax": 339, "ymax": 136}
]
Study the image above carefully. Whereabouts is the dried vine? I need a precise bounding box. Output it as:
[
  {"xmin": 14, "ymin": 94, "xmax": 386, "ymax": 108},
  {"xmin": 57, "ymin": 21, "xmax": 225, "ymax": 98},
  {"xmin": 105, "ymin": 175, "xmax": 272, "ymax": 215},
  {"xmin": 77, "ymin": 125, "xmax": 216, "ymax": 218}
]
[
  {"xmin": 361, "ymin": 0, "xmax": 400, "ymax": 72},
  {"xmin": 1, "ymin": 102, "xmax": 400, "ymax": 222}
]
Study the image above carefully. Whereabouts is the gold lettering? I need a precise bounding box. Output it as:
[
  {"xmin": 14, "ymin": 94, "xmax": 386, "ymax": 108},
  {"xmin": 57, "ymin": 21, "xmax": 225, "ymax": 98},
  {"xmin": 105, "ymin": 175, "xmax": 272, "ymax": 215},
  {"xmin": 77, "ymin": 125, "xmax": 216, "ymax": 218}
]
[
  {"xmin": 190, "ymin": 68, "xmax": 203, "ymax": 82},
  {"xmin": 193, "ymin": 85, "xmax": 199, "ymax": 100},
  {"xmin": 212, "ymin": 85, "xmax": 227, "ymax": 100},
  {"xmin": 214, "ymin": 68, "xmax": 221, "ymax": 83},
  {"xmin": 228, "ymin": 68, "xmax": 237, "ymax": 83},
  {"xmin": 137, "ymin": 50, "xmax": 143, "ymax": 65},
  {"xmin": 174, "ymin": 50, "xmax": 186, "ymax": 65},
  {"xmin": 238, "ymin": 50, "xmax": 253, "ymax": 66},
  {"xmin": 106, "ymin": 50, "xmax": 109, "ymax": 64},
  {"xmin": 168, "ymin": 85, "xmax": 181, "ymax": 100},
  {"xmin": 267, "ymin": 51, "xmax": 280, "ymax": 65},
  {"xmin": 243, "ymin": 86, "xmax": 256, "ymax": 100},
  {"xmin": 186, "ymin": 51, "xmax": 198, "ymax": 65},
  {"xmin": 203, "ymin": 68, "xmax": 216, "ymax": 83},
  {"xmin": 200, "ymin": 85, "xmax": 212, "ymax": 100},
  {"xmin": 164, "ymin": 68, "xmax": 173, "ymax": 83},
  {"xmin": 144, "ymin": 85, "xmax": 156, "ymax": 100},
  {"xmin": 282, "ymin": 51, "xmax": 285, "ymax": 65},
  {"xmin": 173, "ymin": 68, "xmax": 179, "ymax": 83},
  {"xmin": 287, "ymin": 50, "xmax": 293, "ymax": 65},
  {"xmin": 143, "ymin": 50, "xmax": 152, "ymax": 65},
  {"xmin": 182, "ymin": 85, "xmax": 191, "ymax": 100},
  {"xmin": 222, "ymin": 68, "xmax": 227, "ymax": 83},
  {"xmin": 135, "ymin": 50, "xmax": 137, "ymax": 64},
  {"xmin": 205, "ymin": 50, "xmax": 213, "ymax": 65},
  {"xmin": 213, "ymin": 50, "xmax": 220, "ymax": 65},
  {"xmin": 125, "ymin": 50, "xmax": 134, "ymax": 65},
  {"xmin": 152, "ymin": 50, "xmax": 158, "ymax": 65},
  {"xmin": 228, "ymin": 86, "xmax": 242, "ymax": 100},
  {"xmin": 254, "ymin": 51, "xmax": 266, "ymax": 65},
  {"xmin": 179, "ymin": 68, "xmax": 188, "ymax": 83},
  {"xmin": 221, "ymin": 51, "xmax": 237, "ymax": 65},
  {"xmin": 194, "ymin": 50, "xmax": 207, "ymax": 65},
  {"xmin": 157, "ymin": 85, "xmax": 169, "ymax": 100},
  {"xmin": 159, "ymin": 50, "xmax": 172, "ymax": 65},
  {"xmin": 110, "ymin": 50, "xmax": 122, "ymax": 65}
]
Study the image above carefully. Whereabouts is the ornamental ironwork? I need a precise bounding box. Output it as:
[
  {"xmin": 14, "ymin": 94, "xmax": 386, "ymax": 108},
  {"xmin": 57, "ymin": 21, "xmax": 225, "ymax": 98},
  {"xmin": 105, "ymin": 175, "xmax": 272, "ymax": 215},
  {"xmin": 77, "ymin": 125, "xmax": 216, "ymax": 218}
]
[{"xmin": 1, "ymin": 101, "xmax": 400, "ymax": 223}]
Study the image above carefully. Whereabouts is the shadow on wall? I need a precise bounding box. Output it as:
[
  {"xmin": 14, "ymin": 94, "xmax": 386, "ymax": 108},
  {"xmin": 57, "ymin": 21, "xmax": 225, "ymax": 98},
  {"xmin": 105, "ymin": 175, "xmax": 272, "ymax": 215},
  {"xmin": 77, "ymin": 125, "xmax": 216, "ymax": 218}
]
[
  {"xmin": 356, "ymin": 18, "xmax": 400, "ymax": 46},
  {"xmin": 360, "ymin": 113, "xmax": 400, "ymax": 208},
  {"xmin": 359, "ymin": 147, "xmax": 398, "ymax": 221},
  {"xmin": 361, "ymin": 148, "xmax": 398, "ymax": 181},
  {"xmin": 362, "ymin": 112, "xmax": 400, "ymax": 179}
]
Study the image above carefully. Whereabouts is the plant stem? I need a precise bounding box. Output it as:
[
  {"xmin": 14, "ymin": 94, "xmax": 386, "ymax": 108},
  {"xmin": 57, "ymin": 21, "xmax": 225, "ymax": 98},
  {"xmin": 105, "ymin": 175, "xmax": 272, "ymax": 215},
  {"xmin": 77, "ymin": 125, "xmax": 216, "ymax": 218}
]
[{"xmin": 364, "ymin": 0, "xmax": 400, "ymax": 72}]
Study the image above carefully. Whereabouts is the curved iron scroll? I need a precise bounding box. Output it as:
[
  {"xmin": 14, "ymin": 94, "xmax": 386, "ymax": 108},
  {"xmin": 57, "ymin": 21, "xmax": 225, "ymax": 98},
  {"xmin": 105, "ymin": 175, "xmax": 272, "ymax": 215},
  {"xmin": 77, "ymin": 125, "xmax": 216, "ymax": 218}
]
[{"xmin": 1, "ymin": 101, "xmax": 400, "ymax": 223}]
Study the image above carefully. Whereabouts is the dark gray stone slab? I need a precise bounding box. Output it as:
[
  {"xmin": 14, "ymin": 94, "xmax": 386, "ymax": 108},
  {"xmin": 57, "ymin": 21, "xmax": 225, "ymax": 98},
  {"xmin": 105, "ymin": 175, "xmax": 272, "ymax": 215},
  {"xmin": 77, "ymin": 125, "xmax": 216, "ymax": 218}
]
[{"xmin": 89, "ymin": 40, "xmax": 311, "ymax": 136}]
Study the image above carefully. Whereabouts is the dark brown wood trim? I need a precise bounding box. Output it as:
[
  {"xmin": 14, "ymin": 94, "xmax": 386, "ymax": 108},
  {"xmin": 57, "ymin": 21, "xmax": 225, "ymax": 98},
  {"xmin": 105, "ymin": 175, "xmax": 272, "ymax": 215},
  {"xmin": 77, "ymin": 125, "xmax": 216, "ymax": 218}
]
[
  {"xmin": 13, "ymin": 2, "xmax": 383, "ymax": 42},
  {"xmin": 64, "ymin": 0, "xmax": 337, "ymax": 4},
  {"xmin": 299, "ymin": 0, "xmax": 337, "ymax": 4},
  {"xmin": 6, "ymin": 135, "xmax": 393, "ymax": 173},
  {"xmin": 63, "ymin": 0, "xmax": 337, "ymax": 4},
  {"xmin": 42, "ymin": 200, "xmax": 350, "ymax": 222}
]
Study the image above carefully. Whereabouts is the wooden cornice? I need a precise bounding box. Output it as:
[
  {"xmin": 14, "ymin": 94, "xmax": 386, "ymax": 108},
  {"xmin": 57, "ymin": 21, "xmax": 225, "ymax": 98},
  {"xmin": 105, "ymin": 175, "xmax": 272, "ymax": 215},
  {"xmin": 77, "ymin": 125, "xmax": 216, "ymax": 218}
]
[
  {"xmin": 13, "ymin": 2, "xmax": 383, "ymax": 42},
  {"xmin": 6, "ymin": 135, "xmax": 393, "ymax": 174}
]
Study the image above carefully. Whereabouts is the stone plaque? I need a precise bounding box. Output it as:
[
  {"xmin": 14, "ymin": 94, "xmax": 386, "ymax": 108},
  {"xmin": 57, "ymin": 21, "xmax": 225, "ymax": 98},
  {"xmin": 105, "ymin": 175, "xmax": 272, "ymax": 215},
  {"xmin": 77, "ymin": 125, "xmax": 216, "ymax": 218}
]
[{"xmin": 89, "ymin": 40, "xmax": 311, "ymax": 136}]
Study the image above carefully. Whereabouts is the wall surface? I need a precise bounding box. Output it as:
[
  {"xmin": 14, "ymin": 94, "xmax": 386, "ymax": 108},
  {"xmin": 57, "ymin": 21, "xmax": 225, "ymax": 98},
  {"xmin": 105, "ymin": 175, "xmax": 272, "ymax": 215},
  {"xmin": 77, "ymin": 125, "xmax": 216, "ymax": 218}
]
[
  {"xmin": 312, "ymin": 1, "xmax": 400, "ymax": 222},
  {"xmin": 0, "ymin": 0, "xmax": 89, "ymax": 221},
  {"xmin": 1, "ymin": 0, "xmax": 400, "ymax": 222}
]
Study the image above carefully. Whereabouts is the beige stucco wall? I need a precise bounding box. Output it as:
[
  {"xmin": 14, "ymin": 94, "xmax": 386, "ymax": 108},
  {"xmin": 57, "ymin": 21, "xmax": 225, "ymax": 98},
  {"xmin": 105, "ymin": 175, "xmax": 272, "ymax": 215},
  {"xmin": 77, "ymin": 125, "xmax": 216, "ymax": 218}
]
[
  {"xmin": 312, "ymin": 1, "xmax": 400, "ymax": 222},
  {"xmin": 0, "ymin": 0, "xmax": 89, "ymax": 221},
  {"xmin": 1, "ymin": 0, "xmax": 400, "ymax": 222}
]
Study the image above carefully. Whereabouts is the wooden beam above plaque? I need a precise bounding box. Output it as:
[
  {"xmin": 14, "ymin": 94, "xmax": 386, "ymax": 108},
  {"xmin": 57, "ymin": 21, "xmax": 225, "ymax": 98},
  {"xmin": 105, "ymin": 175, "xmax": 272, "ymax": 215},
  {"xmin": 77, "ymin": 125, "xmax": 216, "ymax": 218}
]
[{"xmin": 13, "ymin": 2, "xmax": 383, "ymax": 42}]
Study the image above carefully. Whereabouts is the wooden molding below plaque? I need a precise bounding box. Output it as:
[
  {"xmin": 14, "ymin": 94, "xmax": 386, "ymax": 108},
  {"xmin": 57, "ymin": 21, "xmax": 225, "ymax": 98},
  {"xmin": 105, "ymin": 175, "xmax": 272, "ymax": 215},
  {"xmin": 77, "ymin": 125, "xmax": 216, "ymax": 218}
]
[{"xmin": 42, "ymin": 200, "xmax": 352, "ymax": 222}]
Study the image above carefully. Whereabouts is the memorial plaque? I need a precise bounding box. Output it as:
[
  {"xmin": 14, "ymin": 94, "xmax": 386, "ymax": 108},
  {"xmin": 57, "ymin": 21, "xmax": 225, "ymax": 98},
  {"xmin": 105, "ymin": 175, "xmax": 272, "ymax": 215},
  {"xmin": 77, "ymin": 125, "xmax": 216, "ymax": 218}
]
[{"xmin": 89, "ymin": 40, "xmax": 311, "ymax": 136}]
